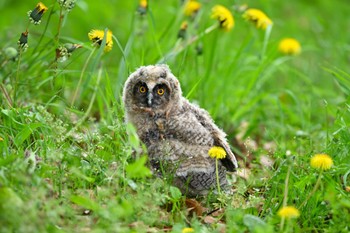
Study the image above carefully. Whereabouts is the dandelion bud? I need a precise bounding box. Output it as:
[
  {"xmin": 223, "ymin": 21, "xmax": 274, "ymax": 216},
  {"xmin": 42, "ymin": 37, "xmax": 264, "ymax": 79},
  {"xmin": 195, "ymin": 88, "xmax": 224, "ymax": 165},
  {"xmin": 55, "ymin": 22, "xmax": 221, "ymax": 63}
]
[
  {"xmin": 56, "ymin": 43, "xmax": 82, "ymax": 62},
  {"xmin": 195, "ymin": 43, "xmax": 203, "ymax": 56},
  {"xmin": 234, "ymin": 4, "xmax": 248, "ymax": 13},
  {"xmin": 56, "ymin": 46, "xmax": 68, "ymax": 62},
  {"xmin": 137, "ymin": 0, "xmax": 148, "ymax": 15},
  {"xmin": 4, "ymin": 47, "xmax": 18, "ymax": 61},
  {"xmin": 18, "ymin": 31, "xmax": 29, "ymax": 50},
  {"xmin": 57, "ymin": 0, "xmax": 76, "ymax": 12},
  {"xmin": 28, "ymin": 2, "xmax": 48, "ymax": 25},
  {"xmin": 65, "ymin": 43, "xmax": 82, "ymax": 53},
  {"xmin": 177, "ymin": 21, "xmax": 188, "ymax": 39}
]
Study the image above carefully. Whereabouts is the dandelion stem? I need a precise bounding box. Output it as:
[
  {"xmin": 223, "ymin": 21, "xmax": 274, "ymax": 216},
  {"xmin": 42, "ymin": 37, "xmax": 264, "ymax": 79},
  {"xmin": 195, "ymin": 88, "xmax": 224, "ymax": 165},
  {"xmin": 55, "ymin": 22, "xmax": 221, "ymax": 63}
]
[
  {"xmin": 299, "ymin": 172, "xmax": 323, "ymax": 208},
  {"xmin": 71, "ymin": 47, "xmax": 96, "ymax": 107},
  {"xmin": 280, "ymin": 164, "xmax": 292, "ymax": 231},
  {"xmin": 185, "ymin": 24, "xmax": 218, "ymax": 48},
  {"xmin": 64, "ymin": 64, "xmax": 103, "ymax": 141},
  {"xmin": 159, "ymin": 24, "xmax": 219, "ymax": 63},
  {"xmin": 215, "ymin": 159, "xmax": 221, "ymax": 194},
  {"xmin": 279, "ymin": 217, "xmax": 286, "ymax": 232},
  {"xmin": 14, "ymin": 49, "xmax": 23, "ymax": 106},
  {"xmin": 31, "ymin": 0, "xmax": 55, "ymax": 56},
  {"xmin": 324, "ymin": 100, "xmax": 329, "ymax": 147},
  {"xmin": 55, "ymin": 6, "xmax": 64, "ymax": 43},
  {"xmin": 283, "ymin": 165, "xmax": 292, "ymax": 206},
  {"xmin": 51, "ymin": 5, "xmax": 64, "ymax": 71}
]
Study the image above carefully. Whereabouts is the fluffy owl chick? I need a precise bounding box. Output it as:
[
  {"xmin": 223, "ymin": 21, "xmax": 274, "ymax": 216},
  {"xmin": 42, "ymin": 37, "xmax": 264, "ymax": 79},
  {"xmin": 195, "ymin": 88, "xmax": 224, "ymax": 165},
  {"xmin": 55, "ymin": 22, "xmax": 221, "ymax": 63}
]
[{"xmin": 122, "ymin": 64, "xmax": 237, "ymax": 196}]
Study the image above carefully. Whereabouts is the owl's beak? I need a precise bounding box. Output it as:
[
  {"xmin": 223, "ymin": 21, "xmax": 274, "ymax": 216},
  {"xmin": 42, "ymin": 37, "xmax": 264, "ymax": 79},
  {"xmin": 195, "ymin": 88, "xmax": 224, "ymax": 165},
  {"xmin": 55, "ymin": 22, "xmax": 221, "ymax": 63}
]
[{"xmin": 147, "ymin": 92, "xmax": 153, "ymax": 107}]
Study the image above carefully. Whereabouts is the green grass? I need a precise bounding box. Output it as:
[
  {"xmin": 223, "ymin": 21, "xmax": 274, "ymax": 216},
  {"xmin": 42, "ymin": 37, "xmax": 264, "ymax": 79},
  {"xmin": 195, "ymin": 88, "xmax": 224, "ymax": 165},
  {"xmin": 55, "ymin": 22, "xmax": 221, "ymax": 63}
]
[{"xmin": 1, "ymin": 0, "xmax": 350, "ymax": 232}]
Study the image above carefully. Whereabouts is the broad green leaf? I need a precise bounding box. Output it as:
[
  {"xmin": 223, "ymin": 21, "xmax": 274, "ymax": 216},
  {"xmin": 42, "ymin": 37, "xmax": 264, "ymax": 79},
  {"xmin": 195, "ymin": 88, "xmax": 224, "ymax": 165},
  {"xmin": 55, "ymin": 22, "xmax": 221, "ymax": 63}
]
[
  {"xmin": 70, "ymin": 167, "xmax": 95, "ymax": 183},
  {"xmin": 0, "ymin": 187, "xmax": 24, "ymax": 224},
  {"xmin": 169, "ymin": 186, "xmax": 182, "ymax": 201},
  {"xmin": 126, "ymin": 123, "xmax": 141, "ymax": 151},
  {"xmin": 125, "ymin": 156, "xmax": 152, "ymax": 179},
  {"xmin": 243, "ymin": 214, "xmax": 271, "ymax": 233},
  {"xmin": 14, "ymin": 123, "xmax": 43, "ymax": 147},
  {"xmin": 70, "ymin": 195, "xmax": 99, "ymax": 211}
]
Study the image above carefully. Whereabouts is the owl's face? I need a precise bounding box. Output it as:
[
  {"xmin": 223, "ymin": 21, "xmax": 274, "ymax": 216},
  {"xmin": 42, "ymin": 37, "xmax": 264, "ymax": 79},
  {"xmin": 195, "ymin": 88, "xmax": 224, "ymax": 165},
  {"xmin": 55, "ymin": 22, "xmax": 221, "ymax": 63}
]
[
  {"xmin": 123, "ymin": 64, "xmax": 182, "ymax": 113},
  {"xmin": 132, "ymin": 78, "xmax": 171, "ymax": 109}
]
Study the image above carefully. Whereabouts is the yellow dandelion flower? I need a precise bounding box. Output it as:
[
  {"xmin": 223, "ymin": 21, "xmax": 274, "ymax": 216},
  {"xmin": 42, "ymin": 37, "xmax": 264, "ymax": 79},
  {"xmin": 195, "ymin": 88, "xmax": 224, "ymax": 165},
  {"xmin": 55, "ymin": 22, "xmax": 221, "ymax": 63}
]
[
  {"xmin": 182, "ymin": 228, "xmax": 194, "ymax": 233},
  {"xmin": 88, "ymin": 29, "xmax": 113, "ymax": 52},
  {"xmin": 0, "ymin": 137, "xmax": 3, "ymax": 141},
  {"xmin": 28, "ymin": 2, "xmax": 48, "ymax": 25},
  {"xmin": 208, "ymin": 146, "xmax": 226, "ymax": 159},
  {"xmin": 139, "ymin": 0, "xmax": 147, "ymax": 8},
  {"xmin": 36, "ymin": 2, "xmax": 48, "ymax": 13},
  {"xmin": 278, "ymin": 38, "xmax": 302, "ymax": 55},
  {"xmin": 242, "ymin": 8, "xmax": 272, "ymax": 30},
  {"xmin": 278, "ymin": 206, "xmax": 300, "ymax": 219},
  {"xmin": 345, "ymin": 186, "xmax": 350, "ymax": 192},
  {"xmin": 211, "ymin": 5, "xmax": 234, "ymax": 31},
  {"xmin": 184, "ymin": 0, "xmax": 201, "ymax": 17},
  {"xmin": 310, "ymin": 154, "xmax": 333, "ymax": 171},
  {"xmin": 137, "ymin": 0, "xmax": 147, "ymax": 14}
]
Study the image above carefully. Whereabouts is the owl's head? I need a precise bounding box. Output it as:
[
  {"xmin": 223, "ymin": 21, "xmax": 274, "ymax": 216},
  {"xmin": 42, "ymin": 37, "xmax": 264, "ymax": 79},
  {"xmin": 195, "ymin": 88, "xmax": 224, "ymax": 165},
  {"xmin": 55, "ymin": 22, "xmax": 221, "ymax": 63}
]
[{"xmin": 123, "ymin": 64, "xmax": 183, "ymax": 114}]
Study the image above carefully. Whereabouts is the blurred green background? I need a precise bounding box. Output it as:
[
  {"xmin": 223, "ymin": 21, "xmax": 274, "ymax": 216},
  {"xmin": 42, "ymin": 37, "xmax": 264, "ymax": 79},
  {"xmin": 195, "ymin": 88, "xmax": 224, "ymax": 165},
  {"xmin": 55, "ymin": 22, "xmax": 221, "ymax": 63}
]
[
  {"xmin": 1, "ymin": 0, "xmax": 349, "ymax": 108},
  {"xmin": 1, "ymin": 0, "xmax": 349, "ymax": 80}
]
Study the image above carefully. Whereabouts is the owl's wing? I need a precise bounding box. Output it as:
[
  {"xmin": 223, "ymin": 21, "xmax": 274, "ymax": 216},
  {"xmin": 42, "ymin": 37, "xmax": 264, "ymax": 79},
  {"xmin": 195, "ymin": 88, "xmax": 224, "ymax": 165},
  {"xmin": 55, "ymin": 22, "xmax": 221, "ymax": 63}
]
[
  {"xmin": 185, "ymin": 101, "xmax": 238, "ymax": 171},
  {"xmin": 211, "ymin": 130, "xmax": 238, "ymax": 171}
]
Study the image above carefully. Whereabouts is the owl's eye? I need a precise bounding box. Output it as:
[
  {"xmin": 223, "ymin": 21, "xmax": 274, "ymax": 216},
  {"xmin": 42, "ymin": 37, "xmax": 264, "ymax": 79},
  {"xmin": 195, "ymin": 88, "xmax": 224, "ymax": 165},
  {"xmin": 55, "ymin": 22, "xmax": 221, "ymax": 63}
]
[
  {"xmin": 139, "ymin": 86, "xmax": 147, "ymax": 93},
  {"xmin": 157, "ymin": 88, "xmax": 165, "ymax": 96}
]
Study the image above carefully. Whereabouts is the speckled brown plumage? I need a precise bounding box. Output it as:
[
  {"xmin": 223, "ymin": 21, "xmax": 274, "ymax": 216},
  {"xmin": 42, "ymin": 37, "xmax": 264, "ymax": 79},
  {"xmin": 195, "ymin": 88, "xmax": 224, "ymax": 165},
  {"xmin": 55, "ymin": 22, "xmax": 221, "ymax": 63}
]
[{"xmin": 122, "ymin": 64, "xmax": 237, "ymax": 196}]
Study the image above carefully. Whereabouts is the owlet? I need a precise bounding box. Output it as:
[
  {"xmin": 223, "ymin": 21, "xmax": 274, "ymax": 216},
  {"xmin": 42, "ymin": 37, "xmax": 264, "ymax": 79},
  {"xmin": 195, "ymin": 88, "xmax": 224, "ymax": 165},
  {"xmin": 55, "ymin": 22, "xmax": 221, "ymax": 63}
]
[{"xmin": 122, "ymin": 64, "xmax": 237, "ymax": 197}]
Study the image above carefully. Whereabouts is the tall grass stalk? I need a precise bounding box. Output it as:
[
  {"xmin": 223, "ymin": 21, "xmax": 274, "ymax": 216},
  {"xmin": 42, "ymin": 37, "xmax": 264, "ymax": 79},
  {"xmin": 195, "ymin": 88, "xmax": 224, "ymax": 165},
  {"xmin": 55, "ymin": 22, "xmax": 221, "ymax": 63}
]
[
  {"xmin": 64, "ymin": 65, "xmax": 103, "ymax": 141},
  {"xmin": 261, "ymin": 24, "xmax": 272, "ymax": 60},
  {"xmin": 55, "ymin": 5, "xmax": 64, "ymax": 43},
  {"xmin": 159, "ymin": 24, "xmax": 219, "ymax": 63},
  {"xmin": 14, "ymin": 49, "xmax": 24, "ymax": 106},
  {"xmin": 70, "ymin": 47, "xmax": 96, "ymax": 107},
  {"xmin": 0, "ymin": 84, "xmax": 12, "ymax": 108}
]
